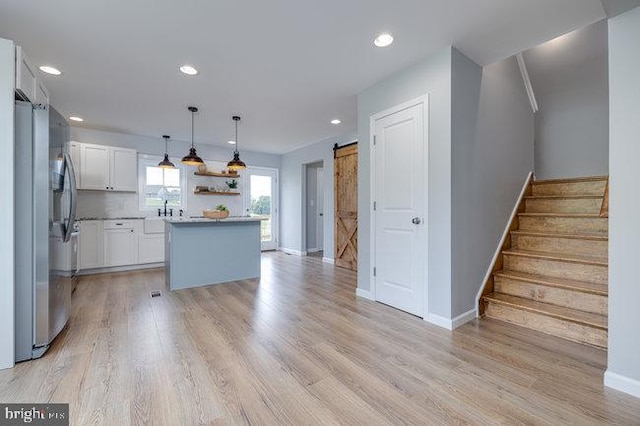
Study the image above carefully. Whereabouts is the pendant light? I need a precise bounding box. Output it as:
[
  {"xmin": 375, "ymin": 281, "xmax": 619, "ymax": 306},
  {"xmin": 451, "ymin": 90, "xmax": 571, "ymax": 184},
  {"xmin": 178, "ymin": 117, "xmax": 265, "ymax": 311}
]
[
  {"xmin": 227, "ymin": 115, "xmax": 246, "ymax": 170},
  {"xmin": 157, "ymin": 135, "xmax": 176, "ymax": 169},
  {"xmin": 181, "ymin": 106, "xmax": 204, "ymax": 166}
]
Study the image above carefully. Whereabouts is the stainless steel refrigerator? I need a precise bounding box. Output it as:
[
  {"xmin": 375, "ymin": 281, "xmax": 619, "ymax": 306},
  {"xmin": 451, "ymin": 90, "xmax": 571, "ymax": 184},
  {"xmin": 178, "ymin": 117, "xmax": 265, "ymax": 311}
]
[{"xmin": 14, "ymin": 100, "xmax": 78, "ymax": 362}]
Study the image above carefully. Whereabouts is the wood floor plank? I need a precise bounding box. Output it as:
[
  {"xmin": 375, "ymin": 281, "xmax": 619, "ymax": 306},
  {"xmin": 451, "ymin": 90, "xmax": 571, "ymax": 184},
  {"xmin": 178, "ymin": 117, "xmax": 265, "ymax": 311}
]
[{"xmin": 1, "ymin": 252, "xmax": 639, "ymax": 425}]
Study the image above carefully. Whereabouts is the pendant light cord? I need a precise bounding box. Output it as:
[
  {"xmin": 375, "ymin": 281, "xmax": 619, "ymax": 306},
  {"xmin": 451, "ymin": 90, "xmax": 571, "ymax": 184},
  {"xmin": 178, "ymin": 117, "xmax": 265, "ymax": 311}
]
[
  {"xmin": 235, "ymin": 118, "xmax": 239, "ymax": 154},
  {"xmin": 191, "ymin": 111, "xmax": 195, "ymax": 148}
]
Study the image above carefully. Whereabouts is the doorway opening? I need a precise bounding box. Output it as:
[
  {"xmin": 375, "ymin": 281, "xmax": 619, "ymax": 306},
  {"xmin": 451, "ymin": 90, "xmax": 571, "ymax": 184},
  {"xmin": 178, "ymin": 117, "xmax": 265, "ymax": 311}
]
[
  {"xmin": 304, "ymin": 161, "xmax": 324, "ymax": 257},
  {"xmin": 244, "ymin": 167, "xmax": 279, "ymax": 251}
]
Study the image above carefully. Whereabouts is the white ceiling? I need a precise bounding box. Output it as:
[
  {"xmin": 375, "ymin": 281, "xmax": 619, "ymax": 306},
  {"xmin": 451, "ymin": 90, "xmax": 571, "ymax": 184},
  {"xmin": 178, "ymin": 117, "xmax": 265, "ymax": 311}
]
[{"xmin": 0, "ymin": 0, "xmax": 613, "ymax": 154}]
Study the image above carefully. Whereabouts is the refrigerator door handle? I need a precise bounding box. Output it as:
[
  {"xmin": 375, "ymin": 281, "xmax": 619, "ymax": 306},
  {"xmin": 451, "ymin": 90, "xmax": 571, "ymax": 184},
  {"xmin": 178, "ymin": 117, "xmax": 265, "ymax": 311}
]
[{"xmin": 63, "ymin": 153, "xmax": 78, "ymax": 243}]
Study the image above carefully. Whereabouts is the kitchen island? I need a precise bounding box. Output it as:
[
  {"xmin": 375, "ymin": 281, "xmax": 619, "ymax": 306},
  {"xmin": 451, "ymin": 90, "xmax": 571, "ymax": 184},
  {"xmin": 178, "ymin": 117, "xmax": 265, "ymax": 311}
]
[{"xmin": 165, "ymin": 217, "xmax": 262, "ymax": 291}]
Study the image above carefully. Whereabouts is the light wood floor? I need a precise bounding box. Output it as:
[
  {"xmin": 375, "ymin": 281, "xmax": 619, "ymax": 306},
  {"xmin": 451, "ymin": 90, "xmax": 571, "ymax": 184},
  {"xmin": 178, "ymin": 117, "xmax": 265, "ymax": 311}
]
[{"xmin": 1, "ymin": 252, "xmax": 639, "ymax": 425}]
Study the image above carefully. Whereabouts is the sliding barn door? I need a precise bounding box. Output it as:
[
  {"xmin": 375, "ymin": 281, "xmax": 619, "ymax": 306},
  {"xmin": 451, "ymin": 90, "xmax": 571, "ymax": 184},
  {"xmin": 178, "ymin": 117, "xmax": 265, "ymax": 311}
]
[{"xmin": 334, "ymin": 143, "xmax": 358, "ymax": 270}]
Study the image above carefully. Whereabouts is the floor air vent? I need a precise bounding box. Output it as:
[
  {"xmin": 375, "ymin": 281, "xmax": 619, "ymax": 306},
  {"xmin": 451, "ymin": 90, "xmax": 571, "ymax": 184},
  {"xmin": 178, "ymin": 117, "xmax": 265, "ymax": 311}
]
[{"xmin": 150, "ymin": 290, "xmax": 162, "ymax": 298}]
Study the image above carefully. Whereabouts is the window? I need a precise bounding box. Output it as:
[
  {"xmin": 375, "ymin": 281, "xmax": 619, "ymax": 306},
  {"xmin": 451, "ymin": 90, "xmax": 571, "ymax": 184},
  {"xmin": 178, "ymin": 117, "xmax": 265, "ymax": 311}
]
[{"xmin": 139, "ymin": 157, "xmax": 185, "ymax": 210}]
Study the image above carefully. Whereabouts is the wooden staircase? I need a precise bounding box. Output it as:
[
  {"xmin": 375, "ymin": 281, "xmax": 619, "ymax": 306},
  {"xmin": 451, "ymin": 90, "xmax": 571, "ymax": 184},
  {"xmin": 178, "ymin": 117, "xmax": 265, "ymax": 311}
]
[{"xmin": 482, "ymin": 176, "xmax": 609, "ymax": 348}]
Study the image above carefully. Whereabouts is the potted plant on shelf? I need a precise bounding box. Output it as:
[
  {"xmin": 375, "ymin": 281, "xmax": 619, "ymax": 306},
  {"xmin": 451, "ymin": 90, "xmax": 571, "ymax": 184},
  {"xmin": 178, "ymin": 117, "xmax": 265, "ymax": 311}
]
[
  {"xmin": 203, "ymin": 204, "xmax": 230, "ymax": 219},
  {"xmin": 226, "ymin": 179, "xmax": 238, "ymax": 190}
]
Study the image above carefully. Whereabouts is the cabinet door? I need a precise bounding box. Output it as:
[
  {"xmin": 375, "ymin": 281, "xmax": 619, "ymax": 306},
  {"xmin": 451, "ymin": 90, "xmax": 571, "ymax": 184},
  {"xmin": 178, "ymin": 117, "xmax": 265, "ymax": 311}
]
[
  {"xmin": 110, "ymin": 147, "xmax": 137, "ymax": 192},
  {"xmin": 80, "ymin": 143, "xmax": 110, "ymax": 190},
  {"xmin": 68, "ymin": 142, "xmax": 81, "ymax": 188},
  {"xmin": 78, "ymin": 221, "xmax": 104, "ymax": 270},
  {"xmin": 15, "ymin": 46, "xmax": 37, "ymax": 103},
  {"xmin": 138, "ymin": 234, "xmax": 165, "ymax": 264},
  {"xmin": 104, "ymin": 228, "xmax": 136, "ymax": 267}
]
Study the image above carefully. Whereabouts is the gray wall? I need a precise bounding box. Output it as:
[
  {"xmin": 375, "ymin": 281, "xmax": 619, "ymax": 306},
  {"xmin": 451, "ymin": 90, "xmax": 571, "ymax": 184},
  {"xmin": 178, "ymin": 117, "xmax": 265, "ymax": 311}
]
[
  {"xmin": 451, "ymin": 52, "xmax": 535, "ymax": 317},
  {"xmin": 525, "ymin": 20, "xmax": 609, "ymax": 180},
  {"xmin": 280, "ymin": 132, "xmax": 356, "ymax": 257},
  {"xmin": 0, "ymin": 37, "xmax": 15, "ymax": 370},
  {"xmin": 70, "ymin": 127, "xmax": 281, "ymax": 219},
  {"xmin": 607, "ymin": 5, "xmax": 640, "ymax": 396},
  {"xmin": 357, "ymin": 46, "xmax": 453, "ymax": 318}
]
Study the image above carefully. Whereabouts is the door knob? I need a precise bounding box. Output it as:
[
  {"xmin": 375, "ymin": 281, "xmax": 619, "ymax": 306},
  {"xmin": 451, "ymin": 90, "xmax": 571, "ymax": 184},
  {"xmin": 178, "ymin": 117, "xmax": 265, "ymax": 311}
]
[{"xmin": 411, "ymin": 217, "xmax": 421, "ymax": 225}]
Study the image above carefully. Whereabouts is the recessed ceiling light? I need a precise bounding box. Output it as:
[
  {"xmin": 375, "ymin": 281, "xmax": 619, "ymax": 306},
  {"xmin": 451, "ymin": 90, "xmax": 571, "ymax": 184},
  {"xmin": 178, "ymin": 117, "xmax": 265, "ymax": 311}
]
[
  {"xmin": 374, "ymin": 33, "xmax": 394, "ymax": 48},
  {"xmin": 39, "ymin": 65, "xmax": 62, "ymax": 75},
  {"xmin": 331, "ymin": 119, "xmax": 342, "ymax": 125},
  {"xmin": 69, "ymin": 116, "xmax": 84, "ymax": 122},
  {"xmin": 179, "ymin": 65, "xmax": 198, "ymax": 75},
  {"xmin": 228, "ymin": 140, "xmax": 236, "ymax": 145}
]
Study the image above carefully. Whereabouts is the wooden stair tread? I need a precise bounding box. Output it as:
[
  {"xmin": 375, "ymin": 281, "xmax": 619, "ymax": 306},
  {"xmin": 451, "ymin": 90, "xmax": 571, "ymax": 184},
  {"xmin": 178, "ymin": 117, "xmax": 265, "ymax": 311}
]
[
  {"xmin": 483, "ymin": 293, "xmax": 607, "ymax": 329},
  {"xmin": 518, "ymin": 212, "xmax": 603, "ymax": 218},
  {"xmin": 524, "ymin": 195, "xmax": 603, "ymax": 200},
  {"xmin": 532, "ymin": 176, "xmax": 608, "ymax": 185},
  {"xmin": 510, "ymin": 230, "xmax": 608, "ymax": 241},
  {"xmin": 502, "ymin": 248, "xmax": 608, "ymax": 266},
  {"xmin": 495, "ymin": 270, "xmax": 608, "ymax": 296}
]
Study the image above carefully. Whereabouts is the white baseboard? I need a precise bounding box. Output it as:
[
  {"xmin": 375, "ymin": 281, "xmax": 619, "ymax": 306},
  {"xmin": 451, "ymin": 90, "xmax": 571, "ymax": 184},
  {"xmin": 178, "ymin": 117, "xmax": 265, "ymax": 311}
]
[
  {"xmin": 355, "ymin": 288, "xmax": 374, "ymax": 301},
  {"xmin": 322, "ymin": 257, "xmax": 335, "ymax": 264},
  {"xmin": 77, "ymin": 263, "xmax": 164, "ymax": 276},
  {"xmin": 306, "ymin": 248, "xmax": 322, "ymax": 253},
  {"xmin": 605, "ymin": 370, "xmax": 640, "ymax": 398},
  {"xmin": 426, "ymin": 309, "xmax": 476, "ymax": 330},
  {"xmin": 278, "ymin": 247, "xmax": 307, "ymax": 256}
]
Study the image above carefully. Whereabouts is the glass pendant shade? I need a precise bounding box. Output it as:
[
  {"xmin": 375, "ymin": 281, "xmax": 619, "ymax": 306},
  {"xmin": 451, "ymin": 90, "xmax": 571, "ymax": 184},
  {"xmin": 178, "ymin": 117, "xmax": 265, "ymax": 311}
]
[
  {"xmin": 158, "ymin": 135, "xmax": 176, "ymax": 169},
  {"xmin": 181, "ymin": 106, "xmax": 204, "ymax": 166},
  {"xmin": 227, "ymin": 115, "xmax": 247, "ymax": 170}
]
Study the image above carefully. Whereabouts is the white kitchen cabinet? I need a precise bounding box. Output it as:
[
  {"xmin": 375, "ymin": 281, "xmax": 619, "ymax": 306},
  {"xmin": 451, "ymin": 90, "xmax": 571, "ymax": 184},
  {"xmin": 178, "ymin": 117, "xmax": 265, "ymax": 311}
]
[
  {"xmin": 15, "ymin": 46, "xmax": 37, "ymax": 103},
  {"xmin": 78, "ymin": 220, "xmax": 104, "ymax": 270},
  {"xmin": 110, "ymin": 147, "xmax": 138, "ymax": 191},
  {"xmin": 68, "ymin": 141, "xmax": 81, "ymax": 188},
  {"xmin": 138, "ymin": 234, "xmax": 165, "ymax": 264},
  {"xmin": 79, "ymin": 143, "xmax": 137, "ymax": 191},
  {"xmin": 104, "ymin": 220, "xmax": 137, "ymax": 267}
]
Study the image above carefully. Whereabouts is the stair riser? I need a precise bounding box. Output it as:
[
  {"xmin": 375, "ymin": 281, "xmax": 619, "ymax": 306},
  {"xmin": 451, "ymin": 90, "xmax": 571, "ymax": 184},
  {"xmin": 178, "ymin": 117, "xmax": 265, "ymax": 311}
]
[
  {"xmin": 525, "ymin": 198, "xmax": 602, "ymax": 214},
  {"xmin": 519, "ymin": 216, "xmax": 608, "ymax": 234},
  {"xmin": 484, "ymin": 302, "xmax": 607, "ymax": 348},
  {"xmin": 494, "ymin": 276, "xmax": 607, "ymax": 315},
  {"xmin": 503, "ymin": 254, "xmax": 607, "ymax": 285},
  {"xmin": 531, "ymin": 181, "xmax": 606, "ymax": 196},
  {"xmin": 512, "ymin": 234, "xmax": 608, "ymax": 258}
]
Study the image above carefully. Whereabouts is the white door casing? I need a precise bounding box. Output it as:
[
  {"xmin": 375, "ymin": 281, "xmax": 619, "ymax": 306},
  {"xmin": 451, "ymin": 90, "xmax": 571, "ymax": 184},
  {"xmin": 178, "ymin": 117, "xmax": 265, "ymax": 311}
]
[
  {"xmin": 371, "ymin": 96, "xmax": 428, "ymax": 318},
  {"xmin": 317, "ymin": 167, "xmax": 324, "ymax": 251},
  {"xmin": 245, "ymin": 167, "xmax": 279, "ymax": 251}
]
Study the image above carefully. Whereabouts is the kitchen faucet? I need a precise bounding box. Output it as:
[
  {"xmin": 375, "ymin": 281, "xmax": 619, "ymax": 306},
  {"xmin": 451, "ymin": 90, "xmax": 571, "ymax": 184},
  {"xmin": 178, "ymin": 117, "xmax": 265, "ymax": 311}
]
[{"xmin": 158, "ymin": 200, "xmax": 173, "ymax": 217}]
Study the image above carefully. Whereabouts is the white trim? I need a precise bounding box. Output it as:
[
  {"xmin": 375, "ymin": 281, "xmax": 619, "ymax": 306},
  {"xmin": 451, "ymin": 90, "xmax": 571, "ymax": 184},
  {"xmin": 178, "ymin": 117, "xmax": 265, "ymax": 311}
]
[
  {"xmin": 516, "ymin": 53, "xmax": 539, "ymax": 113},
  {"xmin": 475, "ymin": 171, "xmax": 533, "ymax": 317},
  {"xmin": 278, "ymin": 247, "xmax": 307, "ymax": 256},
  {"xmin": 355, "ymin": 288, "xmax": 374, "ymax": 301},
  {"xmin": 322, "ymin": 257, "xmax": 335, "ymax": 265},
  {"xmin": 426, "ymin": 313, "xmax": 454, "ymax": 330},
  {"xmin": 605, "ymin": 371, "xmax": 640, "ymax": 398},
  {"xmin": 246, "ymin": 166, "xmax": 279, "ymax": 251},
  {"xmin": 369, "ymin": 94, "xmax": 430, "ymax": 317},
  {"xmin": 306, "ymin": 248, "xmax": 322, "ymax": 253},
  {"xmin": 452, "ymin": 309, "xmax": 477, "ymax": 328}
]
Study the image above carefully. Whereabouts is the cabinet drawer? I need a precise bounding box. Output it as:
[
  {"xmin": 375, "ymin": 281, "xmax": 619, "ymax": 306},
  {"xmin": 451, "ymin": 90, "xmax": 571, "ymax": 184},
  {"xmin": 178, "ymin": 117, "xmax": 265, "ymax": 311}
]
[{"xmin": 104, "ymin": 220, "xmax": 135, "ymax": 229}]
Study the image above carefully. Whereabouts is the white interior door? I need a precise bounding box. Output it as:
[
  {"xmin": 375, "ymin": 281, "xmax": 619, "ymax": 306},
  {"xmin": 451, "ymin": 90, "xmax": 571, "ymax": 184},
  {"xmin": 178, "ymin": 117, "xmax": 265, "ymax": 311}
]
[
  {"xmin": 373, "ymin": 99, "xmax": 427, "ymax": 317},
  {"xmin": 245, "ymin": 167, "xmax": 279, "ymax": 251}
]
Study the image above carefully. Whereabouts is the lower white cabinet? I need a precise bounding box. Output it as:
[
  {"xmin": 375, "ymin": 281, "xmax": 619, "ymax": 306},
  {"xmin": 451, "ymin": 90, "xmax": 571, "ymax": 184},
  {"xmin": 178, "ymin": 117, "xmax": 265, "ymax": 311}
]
[
  {"xmin": 78, "ymin": 221, "xmax": 104, "ymax": 270},
  {"xmin": 104, "ymin": 221, "xmax": 137, "ymax": 267},
  {"xmin": 138, "ymin": 234, "xmax": 165, "ymax": 264},
  {"xmin": 78, "ymin": 219, "xmax": 164, "ymax": 271}
]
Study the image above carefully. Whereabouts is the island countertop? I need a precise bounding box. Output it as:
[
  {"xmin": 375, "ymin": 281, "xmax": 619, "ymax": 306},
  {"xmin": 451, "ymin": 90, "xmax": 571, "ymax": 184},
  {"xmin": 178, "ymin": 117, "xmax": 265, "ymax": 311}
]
[{"xmin": 166, "ymin": 216, "xmax": 264, "ymax": 224}]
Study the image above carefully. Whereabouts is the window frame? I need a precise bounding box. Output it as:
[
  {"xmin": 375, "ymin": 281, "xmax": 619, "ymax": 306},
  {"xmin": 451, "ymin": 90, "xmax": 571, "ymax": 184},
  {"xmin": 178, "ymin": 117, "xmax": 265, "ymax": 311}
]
[{"xmin": 138, "ymin": 155, "xmax": 187, "ymax": 212}]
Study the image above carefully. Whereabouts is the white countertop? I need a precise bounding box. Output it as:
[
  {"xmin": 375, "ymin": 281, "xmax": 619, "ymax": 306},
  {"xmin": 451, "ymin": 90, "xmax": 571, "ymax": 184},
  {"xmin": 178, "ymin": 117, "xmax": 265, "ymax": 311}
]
[{"xmin": 166, "ymin": 216, "xmax": 264, "ymax": 224}]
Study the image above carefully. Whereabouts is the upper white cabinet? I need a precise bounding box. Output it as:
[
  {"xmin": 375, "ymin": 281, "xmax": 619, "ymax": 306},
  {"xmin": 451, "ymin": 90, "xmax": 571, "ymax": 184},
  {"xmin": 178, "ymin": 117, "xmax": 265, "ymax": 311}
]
[
  {"xmin": 79, "ymin": 142, "xmax": 137, "ymax": 191},
  {"xmin": 15, "ymin": 46, "xmax": 38, "ymax": 103}
]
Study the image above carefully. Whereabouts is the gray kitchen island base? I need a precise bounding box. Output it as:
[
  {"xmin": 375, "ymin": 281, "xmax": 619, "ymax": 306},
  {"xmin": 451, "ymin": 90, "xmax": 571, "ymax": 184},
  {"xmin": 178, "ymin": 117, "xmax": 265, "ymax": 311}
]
[{"xmin": 165, "ymin": 218, "xmax": 262, "ymax": 291}]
